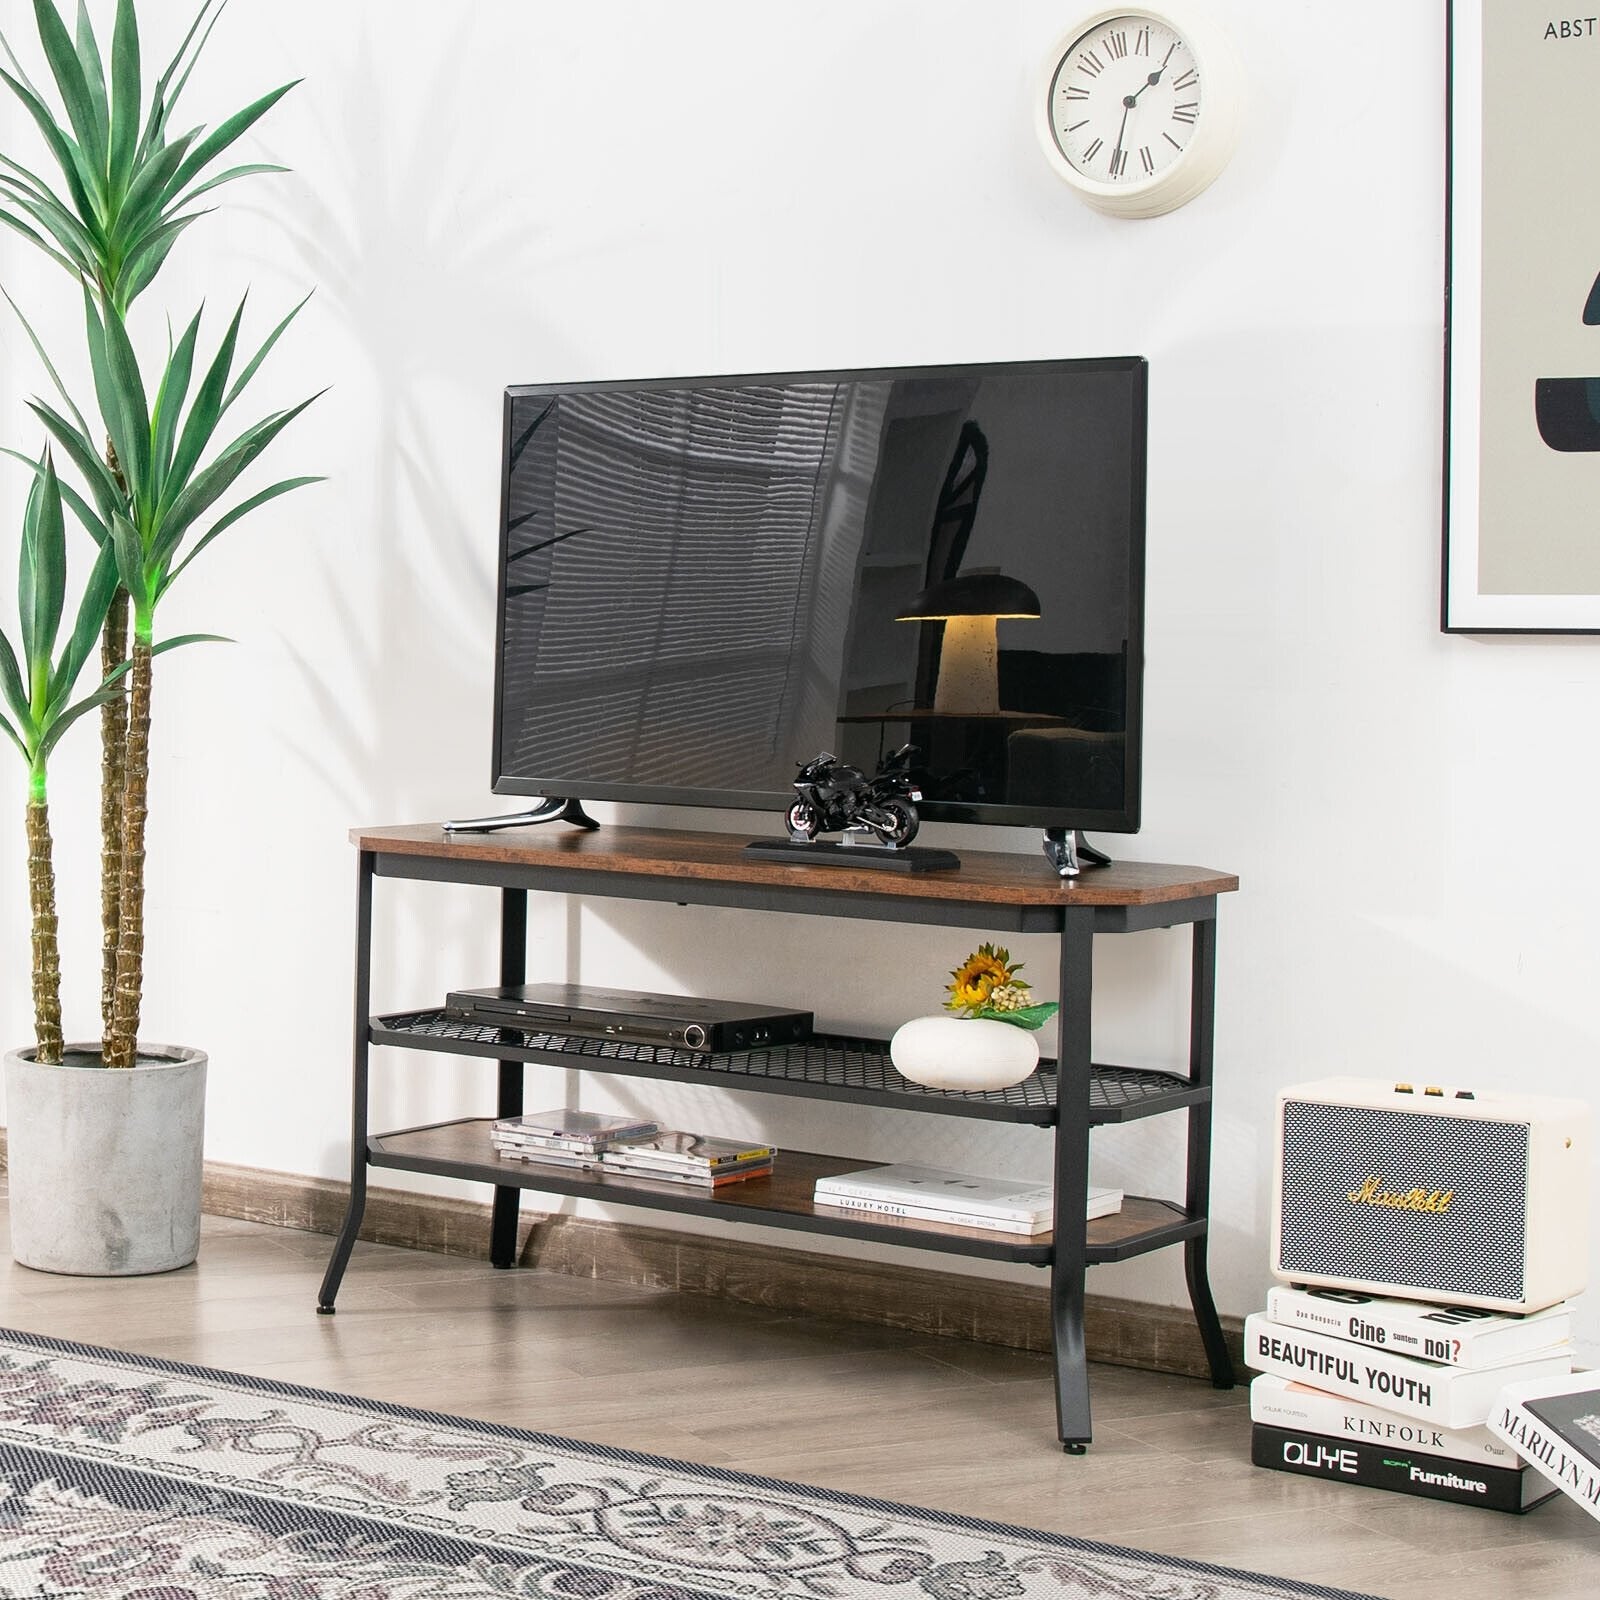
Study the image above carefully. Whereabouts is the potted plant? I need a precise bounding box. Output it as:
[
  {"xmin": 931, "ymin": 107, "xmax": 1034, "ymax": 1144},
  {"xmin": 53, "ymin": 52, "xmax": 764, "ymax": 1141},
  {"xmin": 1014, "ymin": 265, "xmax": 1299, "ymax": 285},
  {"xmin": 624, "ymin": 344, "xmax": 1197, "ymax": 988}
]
[{"xmin": 0, "ymin": 0, "xmax": 318, "ymax": 1274}]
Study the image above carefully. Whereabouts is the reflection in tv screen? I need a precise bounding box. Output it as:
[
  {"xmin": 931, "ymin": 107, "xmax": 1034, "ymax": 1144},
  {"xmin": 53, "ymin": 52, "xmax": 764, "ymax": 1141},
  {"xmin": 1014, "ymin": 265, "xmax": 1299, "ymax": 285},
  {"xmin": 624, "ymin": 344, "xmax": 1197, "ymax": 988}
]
[{"xmin": 494, "ymin": 359, "xmax": 1146, "ymax": 832}]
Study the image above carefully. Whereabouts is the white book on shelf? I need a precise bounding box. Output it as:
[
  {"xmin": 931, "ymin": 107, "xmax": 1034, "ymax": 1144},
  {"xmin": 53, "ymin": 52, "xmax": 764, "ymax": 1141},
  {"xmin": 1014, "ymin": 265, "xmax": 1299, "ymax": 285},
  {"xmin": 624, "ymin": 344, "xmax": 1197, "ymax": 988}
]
[
  {"xmin": 812, "ymin": 1163, "xmax": 1112, "ymax": 1226},
  {"xmin": 1488, "ymin": 1369, "xmax": 1600, "ymax": 1523},
  {"xmin": 816, "ymin": 1186, "xmax": 1120, "ymax": 1234},
  {"xmin": 1243, "ymin": 1312, "xmax": 1571, "ymax": 1429},
  {"xmin": 1264, "ymin": 1284, "xmax": 1572, "ymax": 1370},
  {"xmin": 1249, "ymin": 1374, "xmax": 1520, "ymax": 1469}
]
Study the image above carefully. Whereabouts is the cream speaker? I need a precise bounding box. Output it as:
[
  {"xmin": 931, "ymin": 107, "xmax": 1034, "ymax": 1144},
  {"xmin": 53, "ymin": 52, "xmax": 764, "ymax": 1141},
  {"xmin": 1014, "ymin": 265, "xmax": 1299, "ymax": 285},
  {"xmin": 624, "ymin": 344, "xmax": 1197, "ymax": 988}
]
[{"xmin": 1271, "ymin": 1077, "xmax": 1591, "ymax": 1313}]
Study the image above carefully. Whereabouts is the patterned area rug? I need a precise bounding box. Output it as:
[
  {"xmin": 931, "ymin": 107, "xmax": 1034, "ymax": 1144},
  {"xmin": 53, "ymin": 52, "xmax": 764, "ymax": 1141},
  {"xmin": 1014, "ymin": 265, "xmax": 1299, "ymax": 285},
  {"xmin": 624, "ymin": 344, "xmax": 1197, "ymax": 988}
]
[{"xmin": 0, "ymin": 1328, "xmax": 1380, "ymax": 1600}]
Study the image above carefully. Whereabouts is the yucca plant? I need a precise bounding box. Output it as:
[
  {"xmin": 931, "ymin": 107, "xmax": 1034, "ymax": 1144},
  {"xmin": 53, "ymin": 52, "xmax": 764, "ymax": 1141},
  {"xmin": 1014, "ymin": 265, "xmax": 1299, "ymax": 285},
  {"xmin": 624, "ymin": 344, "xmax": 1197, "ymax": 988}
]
[
  {"xmin": 0, "ymin": 0, "xmax": 304, "ymax": 1055},
  {"xmin": 0, "ymin": 456, "xmax": 120, "ymax": 1064},
  {"xmin": 0, "ymin": 0, "xmax": 316, "ymax": 1068}
]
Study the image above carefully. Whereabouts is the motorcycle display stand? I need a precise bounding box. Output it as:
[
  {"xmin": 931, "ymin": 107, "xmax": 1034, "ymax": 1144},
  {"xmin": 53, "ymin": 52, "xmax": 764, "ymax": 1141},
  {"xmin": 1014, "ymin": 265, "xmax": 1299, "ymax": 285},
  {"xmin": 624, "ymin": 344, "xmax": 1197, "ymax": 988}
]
[{"xmin": 744, "ymin": 833, "xmax": 961, "ymax": 872}]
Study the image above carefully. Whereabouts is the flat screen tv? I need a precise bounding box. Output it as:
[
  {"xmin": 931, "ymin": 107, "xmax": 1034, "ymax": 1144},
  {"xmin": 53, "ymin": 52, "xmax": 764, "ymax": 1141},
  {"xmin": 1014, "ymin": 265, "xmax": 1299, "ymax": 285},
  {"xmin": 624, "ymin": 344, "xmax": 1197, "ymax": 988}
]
[{"xmin": 491, "ymin": 356, "xmax": 1147, "ymax": 839}]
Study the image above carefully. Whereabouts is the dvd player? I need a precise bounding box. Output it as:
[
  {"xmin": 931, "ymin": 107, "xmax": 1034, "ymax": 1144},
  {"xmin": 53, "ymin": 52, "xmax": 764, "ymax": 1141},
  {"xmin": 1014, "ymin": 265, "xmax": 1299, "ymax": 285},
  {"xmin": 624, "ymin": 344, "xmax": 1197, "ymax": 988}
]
[{"xmin": 443, "ymin": 984, "xmax": 813, "ymax": 1055}]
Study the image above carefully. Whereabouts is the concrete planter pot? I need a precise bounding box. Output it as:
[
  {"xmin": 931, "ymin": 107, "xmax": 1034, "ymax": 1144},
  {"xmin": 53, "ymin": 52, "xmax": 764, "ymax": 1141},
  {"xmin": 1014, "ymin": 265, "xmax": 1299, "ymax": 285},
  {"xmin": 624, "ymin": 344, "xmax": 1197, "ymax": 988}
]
[{"xmin": 3, "ymin": 1043, "xmax": 207, "ymax": 1276}]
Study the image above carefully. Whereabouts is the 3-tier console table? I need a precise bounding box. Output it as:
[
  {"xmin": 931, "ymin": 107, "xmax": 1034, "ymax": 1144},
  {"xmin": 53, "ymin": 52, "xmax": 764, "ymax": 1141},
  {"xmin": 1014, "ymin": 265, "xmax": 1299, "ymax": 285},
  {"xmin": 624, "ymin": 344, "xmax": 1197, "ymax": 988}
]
[{"xmin": 318, "ymin": 823, "xmax": 1239, "ymax": 1451}]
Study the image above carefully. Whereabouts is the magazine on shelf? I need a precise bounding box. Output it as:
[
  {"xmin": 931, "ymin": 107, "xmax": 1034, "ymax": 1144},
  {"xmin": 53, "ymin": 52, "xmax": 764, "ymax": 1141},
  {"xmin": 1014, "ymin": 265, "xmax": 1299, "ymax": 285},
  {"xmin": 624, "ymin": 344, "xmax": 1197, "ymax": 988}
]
[
  {"xmin": 1264, "ymin": 1285, "xmax": 1571, "ymax": 1370},
  {"xmin": 492, "ymin": 1110, "xmax": 658, "ymax": 1146},
  {"xmin": 1488, "ymin": 1370, "xmax": 1600, "ymax": 1523},
  {"xmin": 1249, "ymin": 1374, "xmax": 1519, "ymax": 1469},
  {"xmin": 814, "ymin": 1186, "xmax": 1121, "ymax": 1235},
  {"xmin": 598, "ymin": 1132, "xmax": 777, "ymax": 1170},
  {"xmin": 1243, "ymin": 1313, "xmax": 1571, "ymax": 1429},
  {"xmin": 1251, "ymin": 1423, "xmax": 1555, "ymax": 1513},
  {"xmin": 812, "ymin": 1164, "xmax": 1107, "ymax": 1226}
]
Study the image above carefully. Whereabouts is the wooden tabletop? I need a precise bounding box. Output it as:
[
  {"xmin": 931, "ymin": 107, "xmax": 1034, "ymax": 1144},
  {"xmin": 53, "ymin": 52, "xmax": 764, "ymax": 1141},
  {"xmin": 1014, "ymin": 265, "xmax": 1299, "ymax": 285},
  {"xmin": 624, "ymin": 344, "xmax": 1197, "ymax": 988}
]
[{"xmin": 351, "ymin": 822, "xmax": 1238, "ymax": 909}]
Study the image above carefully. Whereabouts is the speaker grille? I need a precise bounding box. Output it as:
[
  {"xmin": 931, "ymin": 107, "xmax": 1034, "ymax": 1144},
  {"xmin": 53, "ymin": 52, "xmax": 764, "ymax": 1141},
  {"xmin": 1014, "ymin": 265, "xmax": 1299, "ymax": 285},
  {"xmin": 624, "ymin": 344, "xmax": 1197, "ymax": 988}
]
[{"xmin": 1278, "ymin": 1102, "xmax": 1528, "ymax": 1300}]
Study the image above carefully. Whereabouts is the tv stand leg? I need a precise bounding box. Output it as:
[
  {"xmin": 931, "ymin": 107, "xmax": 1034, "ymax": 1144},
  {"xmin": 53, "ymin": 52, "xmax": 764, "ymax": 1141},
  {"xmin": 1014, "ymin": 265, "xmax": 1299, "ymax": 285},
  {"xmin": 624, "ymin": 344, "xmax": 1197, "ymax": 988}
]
[
  {"xmin": 444, "ymin": 797, "xmax": 601, "ymax": 834},
  {"xmin": 490, "ymin": 887, "xmax": 528, "ymax": 1269},
  {"xmin": 1043, "ymin": 828, "xmax": 1112, "ymax": 878}
]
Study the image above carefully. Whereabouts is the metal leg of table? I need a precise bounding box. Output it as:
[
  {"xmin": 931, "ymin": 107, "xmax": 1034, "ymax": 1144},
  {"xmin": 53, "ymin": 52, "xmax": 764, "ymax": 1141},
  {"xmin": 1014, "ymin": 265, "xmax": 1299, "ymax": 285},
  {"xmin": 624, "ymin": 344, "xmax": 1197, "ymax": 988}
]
[
  {"xmin": 1051, "ymin": 909, "xmax": 1096, "ymax": 1451},
  {"xmin": 319, "ymin": 850, "xmax": 375, "ymax": 1312},
  {"xmin": 1184, "ymin": 913, "xmax": 1235, "ymax": 1388},
  {"xmin": 489, "ymin": 887, "xmax": 528, "ymax": 1269}
]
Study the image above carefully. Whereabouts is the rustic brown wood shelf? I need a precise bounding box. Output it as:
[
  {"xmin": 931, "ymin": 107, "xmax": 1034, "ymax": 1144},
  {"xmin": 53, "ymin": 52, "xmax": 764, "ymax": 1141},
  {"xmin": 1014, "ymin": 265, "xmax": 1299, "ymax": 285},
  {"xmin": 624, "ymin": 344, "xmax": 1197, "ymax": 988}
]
[{"xmin": 319, "ymin": 822, "xmax": 1239, "ymax": 1452}]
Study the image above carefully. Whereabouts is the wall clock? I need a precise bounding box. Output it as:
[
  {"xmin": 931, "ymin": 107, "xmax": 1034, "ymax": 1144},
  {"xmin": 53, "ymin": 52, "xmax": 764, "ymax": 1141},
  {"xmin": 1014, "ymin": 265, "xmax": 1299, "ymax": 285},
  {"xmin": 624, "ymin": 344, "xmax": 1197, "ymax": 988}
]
[{"xmin": 1036, "ymin": 7, "xmax": 1244, "ymax": 218}]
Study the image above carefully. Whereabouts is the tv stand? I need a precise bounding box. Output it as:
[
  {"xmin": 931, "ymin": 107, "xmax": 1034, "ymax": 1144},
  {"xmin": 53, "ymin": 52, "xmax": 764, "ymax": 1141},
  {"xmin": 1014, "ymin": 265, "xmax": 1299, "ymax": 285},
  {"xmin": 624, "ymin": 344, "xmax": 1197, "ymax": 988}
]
[
  {"xmin": 443, "ymin": 797, "xmax": 601, "ymax": 834},
  {"xmin": 1043, "ymin": 827, "xmax": 1112, "ymax": 878},
  {"xmin": 319, "ymin": 822, "xmax": 1238, "ymax": 1450}
]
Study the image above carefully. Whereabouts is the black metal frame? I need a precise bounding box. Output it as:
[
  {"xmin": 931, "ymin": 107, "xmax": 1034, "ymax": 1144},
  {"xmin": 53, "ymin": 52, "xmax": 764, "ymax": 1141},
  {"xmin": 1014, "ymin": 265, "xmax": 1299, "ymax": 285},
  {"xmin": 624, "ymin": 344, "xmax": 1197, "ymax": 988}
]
[{"xmin": 317, "ymin": 847, "xmax": 1234, "ymax": 1448}]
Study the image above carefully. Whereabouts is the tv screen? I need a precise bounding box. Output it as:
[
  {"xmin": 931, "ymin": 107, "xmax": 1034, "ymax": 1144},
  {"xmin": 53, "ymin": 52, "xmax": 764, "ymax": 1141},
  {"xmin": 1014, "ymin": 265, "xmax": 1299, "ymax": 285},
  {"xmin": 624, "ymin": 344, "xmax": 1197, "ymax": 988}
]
[{"xmin": 493, "ymin": 356, "xmax": 1146, "ymax": 833}]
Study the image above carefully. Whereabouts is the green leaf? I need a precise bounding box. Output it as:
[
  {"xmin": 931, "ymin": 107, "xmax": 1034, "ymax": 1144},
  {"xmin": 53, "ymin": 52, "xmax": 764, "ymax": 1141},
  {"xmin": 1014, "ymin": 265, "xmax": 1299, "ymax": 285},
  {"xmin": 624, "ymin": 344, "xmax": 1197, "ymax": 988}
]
[
  {"xmin": 175, "ymin": 159, "xmax": 288, "ymax": 209},
  {"xmin": 108, "ymin": 511, "xmax": 148, "ymax": 611},
  {"xmin": 107, "ymin": 0, "xmax": 140, "ymax": 197},
  {"xmin": 25, "ymin": 454, "xmax": 69, "ymax": 674},
  {"xmin": 167, "ymin": 78, "xmax": 298, "ymax": 196},
  {"xmin": 0, "ymin": 627, "xmax": 32, "ymax": 727},
  {"xmin": 110, "ymin": 128, "xmax": 192, "ymax": 245},
  {"xmin": 1, "ymin": 447, "xmax": 112, "ymax": 550},
  {"xmin": 141, "ymin": 0, "xmax": 228, "ymax": 161},
  {"xmin": 162, "ymin": 474, "xmax": 323, "ymax": 591},
  {"xmin": 224, "ymin": 291, "xmax": 311, "ymax": 413},
  {"xmin": 0, "ymin": 702, "xmax": 29, "ymax": 763},
  {"xmin": 26, "ymin": 399, "xmax": 123, "ymax": 524},
  {"xmin": 73, "ymin": 2, "xmax": 109, "ymax": 141},
  {"xmin": 114, "ymin": 207, "xmax": 204, "ymax": 307},
  {"xmin": 37, "ymin": 682, "xmax": 119, "ymax": 761},
  {"xmin": 45, "ymin": 536, "xmax": 118, "ymax": 714},
  {"xmin": 0, "ymin": 176, "xmax": 102, "ymax": 263},
  {"xmin": 161, "ymin": 296, "xmax": 244, "ymax": 509},
  {"xmin": 153, "ymin": 630, "xmax": 230, "ymax": 654},
  {"xmin": 151, "ymin": 308, "xmax": 203, "ymax": 492},
  {"xmin": 0, "ymin": 205, "xmax": 81, "ymax": 277},
  {"xmin": 158, "ymin": 391, "xmax": 323, "ymax": 559},
  {"xmin": 81, "ymin": 290, "xmax": 147, "ymax": 503},
  {"xmin": 32, "ymin": 0, "xmax": 109, "ymax": 198},
  {"xmin": 0, "ymin": 65, "xmax": 101, "ymax": 226},
  {"xmin": 0, "ymin": 286, "xmax": 96, "ymax": 441}
]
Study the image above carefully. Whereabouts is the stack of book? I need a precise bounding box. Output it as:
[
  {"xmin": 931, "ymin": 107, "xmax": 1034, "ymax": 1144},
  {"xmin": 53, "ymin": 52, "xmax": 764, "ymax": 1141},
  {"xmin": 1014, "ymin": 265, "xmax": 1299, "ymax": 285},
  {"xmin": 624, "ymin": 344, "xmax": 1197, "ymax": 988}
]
[
  {"xmin": 490, "ymin": 1109, "xmax": 659, "ymax": 1168},
  {"xmin": 598, "ymin": 1131, "xmax": 776, "ymax": 1188},
  {"xmin": 812, "ymin": 1162, "xmax": 1122, "ymax": 1236},
  {"xmin": 1246, "ymin": 1283, "xmax": 1575, "ymax": 1512}
]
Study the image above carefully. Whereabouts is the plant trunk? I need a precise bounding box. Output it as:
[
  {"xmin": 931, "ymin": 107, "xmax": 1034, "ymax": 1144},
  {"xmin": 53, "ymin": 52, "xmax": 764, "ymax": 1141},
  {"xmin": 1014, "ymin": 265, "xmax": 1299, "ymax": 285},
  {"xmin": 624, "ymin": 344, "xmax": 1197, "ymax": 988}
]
[
  {"xmin": 100, "ymin": 436, "xmax": 130, "ymax": 1038},
  {"xmin": 26, "ymin": 795, "xmax": 63, "ymax": 1066},
  {"xmin": 105, "ymin": 637, "xmax": 152, "ymax": 1070},
  {"xmin": 99, "ymin": 587, "xmax": 128, "ymax": 1036}
]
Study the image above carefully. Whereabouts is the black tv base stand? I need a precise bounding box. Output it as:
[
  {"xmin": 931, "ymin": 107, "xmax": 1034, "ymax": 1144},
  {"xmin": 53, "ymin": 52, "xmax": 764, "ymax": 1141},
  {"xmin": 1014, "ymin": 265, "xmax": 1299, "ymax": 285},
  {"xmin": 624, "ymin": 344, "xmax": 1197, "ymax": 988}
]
[
  {"xmin": 1043, "ymin": 828, "xmax": 1112, "ymax": 878},
  {"xmin": 442, "ymin": 797, "xmax": 601, "ymax": 834}
]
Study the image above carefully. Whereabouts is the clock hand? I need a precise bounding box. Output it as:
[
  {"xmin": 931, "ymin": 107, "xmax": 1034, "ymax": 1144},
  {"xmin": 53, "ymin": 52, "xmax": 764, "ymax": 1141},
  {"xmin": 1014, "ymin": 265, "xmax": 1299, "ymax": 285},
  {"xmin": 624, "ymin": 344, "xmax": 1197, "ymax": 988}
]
[
  {"xmin": 1127, "ymin": 43, "xmax": 1178, "ymax": 105},
  {"xmin": 1110, "ymin": 102, "xmax": 1132, "ymax": 175}
]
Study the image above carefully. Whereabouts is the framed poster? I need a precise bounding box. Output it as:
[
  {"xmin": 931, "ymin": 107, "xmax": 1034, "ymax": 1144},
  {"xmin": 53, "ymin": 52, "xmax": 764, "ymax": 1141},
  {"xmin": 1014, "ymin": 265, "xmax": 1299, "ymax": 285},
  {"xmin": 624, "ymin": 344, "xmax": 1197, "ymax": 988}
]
[{"xmin": 1444, "ymin": 4, "xmax": 1600, "ymax": 631}]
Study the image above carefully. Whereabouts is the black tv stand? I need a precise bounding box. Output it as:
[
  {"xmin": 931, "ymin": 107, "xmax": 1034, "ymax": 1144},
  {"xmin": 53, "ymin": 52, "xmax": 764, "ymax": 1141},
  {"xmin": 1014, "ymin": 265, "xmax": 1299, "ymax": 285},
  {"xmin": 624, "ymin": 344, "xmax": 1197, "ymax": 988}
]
[
  {"xmin": 1043, "ymin": 828, "xmax": 1112, "ymax": 879},
  {"xmin": 442, "ymin": 797, "xmax": 601, "ymax": 834}
]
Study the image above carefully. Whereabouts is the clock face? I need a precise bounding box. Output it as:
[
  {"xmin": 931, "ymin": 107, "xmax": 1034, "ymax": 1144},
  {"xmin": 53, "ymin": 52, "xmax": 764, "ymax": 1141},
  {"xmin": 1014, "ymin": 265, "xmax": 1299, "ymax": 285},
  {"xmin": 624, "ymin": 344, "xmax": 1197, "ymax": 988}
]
[{"xmin": 1047, "ymin": 15, "xmax": 1202, "ymax": 189}]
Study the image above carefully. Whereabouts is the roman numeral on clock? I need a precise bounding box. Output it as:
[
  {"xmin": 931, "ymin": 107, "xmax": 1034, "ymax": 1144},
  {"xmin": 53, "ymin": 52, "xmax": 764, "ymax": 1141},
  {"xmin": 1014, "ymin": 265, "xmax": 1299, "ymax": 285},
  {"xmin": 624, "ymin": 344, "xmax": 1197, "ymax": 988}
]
[
  {"xmin": 1061, "ymin": 84, "xmax": 1090, "ymax": 101},
  {"xmin": 1140, "ymin": 146, "xmax": 1154, "ymax": 174},
  {"xmin": 1172, "ymin": 67, "xmax": 1199, "ymax": 92},
  {"xmin": 1110, "ymin": 147, "xmax": 1128, "ymax": 178},
  {"xmin": 1077, "ymin": 49, "xmax": 1105, "ymax": 77},
  {"xmin": 1172, "ymin": 101, "xmax": 1198, "ymax": 124},
  {"xmin": 1135, "ymin": 27, "xmax": 1150, "ymax": 54},
  {"xmin": 1105, "ymin": 30, "xmax": 1128, "ymax": 59},
  {"xmin": 1083, "ymin": 136, "xmax": 1104, "ymax": 163}
]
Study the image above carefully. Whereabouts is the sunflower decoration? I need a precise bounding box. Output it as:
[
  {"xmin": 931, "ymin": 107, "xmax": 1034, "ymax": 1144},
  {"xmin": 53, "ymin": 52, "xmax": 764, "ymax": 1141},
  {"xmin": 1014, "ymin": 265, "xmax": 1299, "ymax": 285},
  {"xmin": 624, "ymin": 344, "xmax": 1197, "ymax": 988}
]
[{"xmin": 944, "ymin": 943, "xmax": 1059, "ymax": 1030}]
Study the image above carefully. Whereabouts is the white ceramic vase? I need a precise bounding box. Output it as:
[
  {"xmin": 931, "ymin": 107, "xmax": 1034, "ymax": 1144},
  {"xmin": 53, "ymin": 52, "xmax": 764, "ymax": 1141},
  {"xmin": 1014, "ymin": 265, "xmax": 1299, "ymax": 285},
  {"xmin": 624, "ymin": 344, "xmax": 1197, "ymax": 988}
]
[
  {"xmin": 4, "ymin": 1043, "xmax": 207, "ymax": 1276},
  {"xmin": 889, "ymin": 1014, "xmax": 1040, "ymax": 1092}
]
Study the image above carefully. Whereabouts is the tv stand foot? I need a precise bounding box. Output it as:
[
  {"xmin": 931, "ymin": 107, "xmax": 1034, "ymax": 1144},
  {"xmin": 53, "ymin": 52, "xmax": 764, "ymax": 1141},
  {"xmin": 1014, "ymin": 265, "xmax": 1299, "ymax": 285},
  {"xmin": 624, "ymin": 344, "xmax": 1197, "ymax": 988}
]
[
  {"xmin": 1043, "ymin": 828, "xmax": 1111, "ymax": 878},
  {"xmin": 443, "ymin": 798, "xmax": 601, "ymax": 834}
]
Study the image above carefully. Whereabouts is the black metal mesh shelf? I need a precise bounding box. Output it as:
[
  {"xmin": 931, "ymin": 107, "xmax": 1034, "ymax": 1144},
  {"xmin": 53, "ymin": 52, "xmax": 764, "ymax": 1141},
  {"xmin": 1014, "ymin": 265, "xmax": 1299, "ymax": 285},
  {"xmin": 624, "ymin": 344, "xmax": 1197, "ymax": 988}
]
[{"xmin": 371, "ymin": 1010, "xmax": 1208, "ymax": 1125}]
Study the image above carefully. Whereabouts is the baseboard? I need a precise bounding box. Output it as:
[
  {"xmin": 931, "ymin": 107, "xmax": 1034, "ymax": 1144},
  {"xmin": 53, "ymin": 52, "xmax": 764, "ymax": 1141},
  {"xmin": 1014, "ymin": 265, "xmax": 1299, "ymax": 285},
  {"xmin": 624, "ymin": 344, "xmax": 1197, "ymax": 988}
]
[{"xmin": 0, "ymin": 1131, "xmax": 1241, "ymax": 1380}]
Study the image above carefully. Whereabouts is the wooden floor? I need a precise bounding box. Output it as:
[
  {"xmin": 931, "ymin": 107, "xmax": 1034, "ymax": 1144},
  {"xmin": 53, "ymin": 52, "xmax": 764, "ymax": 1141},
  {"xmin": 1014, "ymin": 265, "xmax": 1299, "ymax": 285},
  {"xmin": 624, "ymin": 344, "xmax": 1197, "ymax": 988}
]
[{"xmin": 2, "ymin": 1199, "xmax": 1598, "ymax": 1600}]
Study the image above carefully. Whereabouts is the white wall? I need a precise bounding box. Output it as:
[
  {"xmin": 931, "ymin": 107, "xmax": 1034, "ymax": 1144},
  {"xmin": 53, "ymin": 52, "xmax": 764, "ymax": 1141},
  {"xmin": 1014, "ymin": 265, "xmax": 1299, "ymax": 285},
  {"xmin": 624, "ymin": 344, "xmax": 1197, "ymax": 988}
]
[{"xmin": 2, "ymin": 0, "xmax": 1597, "ymax": 1362}]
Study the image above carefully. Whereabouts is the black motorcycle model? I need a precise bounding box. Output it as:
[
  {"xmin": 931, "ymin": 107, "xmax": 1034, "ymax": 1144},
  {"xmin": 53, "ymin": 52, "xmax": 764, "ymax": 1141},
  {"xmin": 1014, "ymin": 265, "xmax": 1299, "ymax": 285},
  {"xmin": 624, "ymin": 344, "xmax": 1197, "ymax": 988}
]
[{"xmin": 785, "ymin": 744, "xmax": 922, "ymax": 848}]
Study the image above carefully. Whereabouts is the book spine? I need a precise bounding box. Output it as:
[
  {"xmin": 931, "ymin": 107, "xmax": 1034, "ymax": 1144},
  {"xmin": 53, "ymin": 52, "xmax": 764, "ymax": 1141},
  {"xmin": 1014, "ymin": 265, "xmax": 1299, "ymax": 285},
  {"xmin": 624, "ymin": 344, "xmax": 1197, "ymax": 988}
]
[
  {"xmin": 1248, "ymin": 1375, "xmax": 1516, "ymax": 1467},
  {"xmin": 1251, "ymin": 1424, "xmax": 1547, "ymax": 1513},
  {"xmin": 816, "ymin": 1193, "xmax": 1046, "ymax": 1234},
  {"xmin": 812, "ymin": 1183, "xmax": 1052, "ymax": 1224},
  {"xmin": 1243, "ymin": 1313, "xmax": 1561, "ymax": 1427},
  {"xmin": 1489, "ymin": 1399, "xmax": 1600, "ymax": 1520},
  {"xmin": 1263, "ymin": 1285, "xmax": 1568, "ymax": 1369}
]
